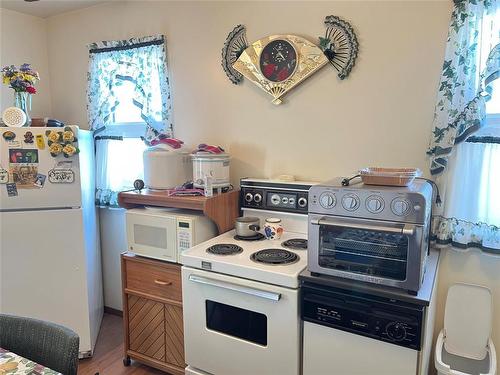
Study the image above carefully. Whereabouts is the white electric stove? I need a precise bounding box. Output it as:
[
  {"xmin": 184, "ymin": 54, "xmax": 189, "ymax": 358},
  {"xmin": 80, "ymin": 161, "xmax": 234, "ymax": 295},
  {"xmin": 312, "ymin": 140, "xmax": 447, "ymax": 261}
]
[
  {"xmin": 181, "ymin": 178, "xmax": 316, "ymax": 375},
  {"xmin": 181, "ymin": 230, "xmax": 307, "ymax": 288}
]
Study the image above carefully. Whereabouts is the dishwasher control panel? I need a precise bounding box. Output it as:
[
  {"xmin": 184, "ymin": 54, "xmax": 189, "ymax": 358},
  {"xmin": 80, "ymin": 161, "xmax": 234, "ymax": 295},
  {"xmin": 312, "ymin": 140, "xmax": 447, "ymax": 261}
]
[{"xmin": 301, "ymin": 282, "xmax": 424, "ymax": 350}]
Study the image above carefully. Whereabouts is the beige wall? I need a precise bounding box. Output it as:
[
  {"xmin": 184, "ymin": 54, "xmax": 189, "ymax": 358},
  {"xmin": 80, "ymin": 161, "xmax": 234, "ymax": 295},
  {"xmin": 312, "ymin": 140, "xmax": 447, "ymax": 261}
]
[
  {"xmin": 8, "ymin": 0, "xmax": 500, "ymax": 364},
  {"xmin": 46, "ymin": 1, "xmax": 451, "ymax": 182},
  {"xmin": 0, "ymin": 8, "xmax": 52, "ymax": 118}
]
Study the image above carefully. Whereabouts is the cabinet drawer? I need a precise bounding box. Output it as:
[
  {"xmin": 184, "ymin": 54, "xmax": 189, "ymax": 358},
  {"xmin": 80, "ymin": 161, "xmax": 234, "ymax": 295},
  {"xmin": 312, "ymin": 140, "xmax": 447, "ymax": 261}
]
[{"xmin": 125, "ymin": 259, "xmax": 182, "ymax": 302}]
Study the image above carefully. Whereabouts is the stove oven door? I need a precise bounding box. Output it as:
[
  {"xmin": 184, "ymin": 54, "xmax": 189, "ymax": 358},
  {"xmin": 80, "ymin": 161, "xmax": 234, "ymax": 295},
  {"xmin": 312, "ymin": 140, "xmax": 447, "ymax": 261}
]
[{"xmin": 181, "ymin": 266, "xmax": 300, "ymax": 375}]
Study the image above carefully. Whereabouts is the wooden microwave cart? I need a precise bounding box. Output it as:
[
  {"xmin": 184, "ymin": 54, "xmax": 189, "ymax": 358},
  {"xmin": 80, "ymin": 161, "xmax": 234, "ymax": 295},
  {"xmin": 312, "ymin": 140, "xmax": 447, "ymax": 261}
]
[{"xmin": 118, "ymin": 189, "xmax": 239, "ymax": 374}]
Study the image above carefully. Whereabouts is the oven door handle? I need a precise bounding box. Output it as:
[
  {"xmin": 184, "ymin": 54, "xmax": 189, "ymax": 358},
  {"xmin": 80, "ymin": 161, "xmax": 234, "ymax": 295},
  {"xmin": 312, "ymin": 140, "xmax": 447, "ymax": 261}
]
[
  {"xmin": 310, "ymin": 218, "xmax": 416, "ymax": 236},
  {"xmin": 188, "ymin": 275, "xmax": 281, "ymax": 301}
]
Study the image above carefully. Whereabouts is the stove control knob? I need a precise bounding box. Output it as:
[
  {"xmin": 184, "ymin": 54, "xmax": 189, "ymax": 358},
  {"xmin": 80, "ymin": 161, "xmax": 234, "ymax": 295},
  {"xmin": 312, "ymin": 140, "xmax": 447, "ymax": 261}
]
[
  {"xmin": 319, "ymin": 192, "xmax": 336, "ymax": 209},
  {"xmin": 271, "ymin": 194, "xmax": 281, "ymax": 205},
  {"xmin": 254, "ymin": 193, "xmax": 262, "ymax": 203},
  {"xmin": 341, "ymin": 194, "xmax": 360, "ymax": 211},
  {"xmin": 391, "ymin": 198, "xmax": 412, "ymax": 216},
  {"xmin": 245, "ymin": 193, "xmax": 253, "ymax": 203},
  {"xmin": 366, "ymin": 195, "xmax": 385, "ymax": 214},
  {"xmin": 386, "ymin": 322, "xmax": 407, "ymax": 341},
  {"xmin": 298, "ymin": 197, "xmax": 308, "ymax": 208}
]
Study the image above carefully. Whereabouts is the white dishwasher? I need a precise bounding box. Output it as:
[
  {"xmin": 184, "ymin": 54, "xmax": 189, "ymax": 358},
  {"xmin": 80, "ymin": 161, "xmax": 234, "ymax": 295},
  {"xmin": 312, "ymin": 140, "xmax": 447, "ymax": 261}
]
[{"xmin": 301, "ymin": 282, "xmax": 425, "ymax": 375}]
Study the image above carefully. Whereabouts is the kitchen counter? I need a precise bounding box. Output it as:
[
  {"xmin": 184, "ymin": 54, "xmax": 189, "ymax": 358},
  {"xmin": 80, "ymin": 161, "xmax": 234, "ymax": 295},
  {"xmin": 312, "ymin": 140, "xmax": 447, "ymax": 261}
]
[{"xmin": 299, "ymin": 248, "xmax": 440, "ymax": 306}]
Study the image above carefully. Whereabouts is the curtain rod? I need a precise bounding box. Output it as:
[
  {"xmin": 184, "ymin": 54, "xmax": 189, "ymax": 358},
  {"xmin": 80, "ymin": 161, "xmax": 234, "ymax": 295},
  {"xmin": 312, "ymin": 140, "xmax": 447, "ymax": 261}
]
[
  {"xmin": 466, "ymin": 136, "xmax": 500, "ymax": 144},
  {"xmin": 89, "ymin": 38, "xmax": 163, "ymax": 54}
]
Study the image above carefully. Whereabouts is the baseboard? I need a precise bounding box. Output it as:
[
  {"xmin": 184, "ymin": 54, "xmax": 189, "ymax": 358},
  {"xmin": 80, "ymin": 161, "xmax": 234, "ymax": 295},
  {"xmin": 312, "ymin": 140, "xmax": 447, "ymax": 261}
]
[{"xmin": 104, "ymin": 306, "xmax": 123, "ymax": 317}]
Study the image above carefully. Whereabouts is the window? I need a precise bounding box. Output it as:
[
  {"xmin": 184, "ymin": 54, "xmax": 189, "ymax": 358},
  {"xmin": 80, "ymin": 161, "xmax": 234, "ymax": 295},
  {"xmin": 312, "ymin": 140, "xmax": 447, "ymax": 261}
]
[
  {"xmin": 486, "ymin": 79, "xmax": 500, "ymax": 116},
  {"xmin": 87, "ymin": 35, "xmax": 172, "ymax": 207}
]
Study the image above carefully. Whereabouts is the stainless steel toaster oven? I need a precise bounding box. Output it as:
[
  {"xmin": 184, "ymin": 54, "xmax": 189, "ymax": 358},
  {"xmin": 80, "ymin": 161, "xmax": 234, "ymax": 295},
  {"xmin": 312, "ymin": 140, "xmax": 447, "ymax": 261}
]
[{"xmin": 307, "ymin": 178, "xmax": 433, "ymax": 294}]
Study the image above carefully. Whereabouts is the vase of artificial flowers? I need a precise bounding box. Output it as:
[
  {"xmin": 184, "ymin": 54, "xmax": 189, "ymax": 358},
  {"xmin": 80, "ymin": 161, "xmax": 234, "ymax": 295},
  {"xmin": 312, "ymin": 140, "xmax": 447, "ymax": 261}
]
[{"xmin": 2, "ymin": 63, "xmax": 39, "ymax": 126}]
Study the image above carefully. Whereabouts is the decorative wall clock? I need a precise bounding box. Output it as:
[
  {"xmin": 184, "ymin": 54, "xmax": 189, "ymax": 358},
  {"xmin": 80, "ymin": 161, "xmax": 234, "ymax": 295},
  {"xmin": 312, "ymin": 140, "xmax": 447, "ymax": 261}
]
[{"xmin": 221, "ymin": 15, "xmax": 359, "ymax": 105}]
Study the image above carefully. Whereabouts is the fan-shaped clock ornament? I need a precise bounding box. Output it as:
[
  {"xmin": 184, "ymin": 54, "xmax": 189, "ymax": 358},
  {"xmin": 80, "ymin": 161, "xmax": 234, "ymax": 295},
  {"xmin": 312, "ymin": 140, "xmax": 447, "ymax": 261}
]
[{"xmin": 221, "ymin": 15, "xmax": 359, "ymax": 105}]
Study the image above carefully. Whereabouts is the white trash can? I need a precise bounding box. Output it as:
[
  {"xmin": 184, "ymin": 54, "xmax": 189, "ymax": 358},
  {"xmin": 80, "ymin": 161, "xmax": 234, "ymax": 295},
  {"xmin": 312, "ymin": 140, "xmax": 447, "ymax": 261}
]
[{"xmin": 435, "ymin": 283, "xmax": 497, "ymax": 375}]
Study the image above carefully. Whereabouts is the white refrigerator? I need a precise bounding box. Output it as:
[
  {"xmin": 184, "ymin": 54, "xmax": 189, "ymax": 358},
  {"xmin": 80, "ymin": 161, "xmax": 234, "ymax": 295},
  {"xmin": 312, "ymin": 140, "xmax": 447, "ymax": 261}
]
[{"xmin": 0, "ymin": 125, "xmax": 103, "ymax": 358}]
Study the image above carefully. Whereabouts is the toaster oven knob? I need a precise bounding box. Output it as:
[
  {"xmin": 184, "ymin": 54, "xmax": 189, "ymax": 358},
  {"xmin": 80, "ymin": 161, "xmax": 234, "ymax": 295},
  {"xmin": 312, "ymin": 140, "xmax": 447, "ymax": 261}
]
[
  {"xmin": 298, "ymin": 197, "xmax": 308, "ymax": 208},
  {"xmin": 245, "ymin": 193, "xmax": 254, "ymax": 202},
  {"xmin": 254, "ymin": 193, "xmax": 262, "ymax": 203},
  {"xmin": 341, "ymin": 194, "xmax": 360, "ymax": 211},
  {"xmin": 391, "ymin": 198, "xmax": 412, "ymax": 216},
  {"xmin": 319, "ymin": 192, "xmax": 336, "ymax": 209},
  {"xmin": 366, "ymin": 195, "xmax": 385, "ymax": 213}
]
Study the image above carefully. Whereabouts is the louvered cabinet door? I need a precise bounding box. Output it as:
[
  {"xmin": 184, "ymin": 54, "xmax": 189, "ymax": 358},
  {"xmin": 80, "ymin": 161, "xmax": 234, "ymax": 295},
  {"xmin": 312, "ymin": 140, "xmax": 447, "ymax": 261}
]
[
  {"xmin": 127, "ymin": 296, "xmax": 166, "ymax": 362},
  {"xmin": 121, "ymin": 253, "xmax": 185, "ymax": 375},
  {"xmin": 164, "ymin": 303, "xmax": 186, "ymax": 368}
]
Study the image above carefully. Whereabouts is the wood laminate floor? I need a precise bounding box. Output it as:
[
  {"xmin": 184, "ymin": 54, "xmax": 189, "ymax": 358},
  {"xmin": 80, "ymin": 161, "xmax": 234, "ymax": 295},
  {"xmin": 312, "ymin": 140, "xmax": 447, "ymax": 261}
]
[{"xmin": 78, "ymin": 313, "xmax": 167, "ymax": 375}]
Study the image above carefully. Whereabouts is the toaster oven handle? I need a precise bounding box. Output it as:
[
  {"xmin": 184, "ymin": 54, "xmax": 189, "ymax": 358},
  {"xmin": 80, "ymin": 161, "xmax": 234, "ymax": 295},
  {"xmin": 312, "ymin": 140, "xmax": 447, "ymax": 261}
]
[
  {"xmin": 188, "ymin": 275, "xmax": 281, "ymax": 301},
  {"xmin": 311, "ymin": 218, "xmax": 415, "ymax": 236}
]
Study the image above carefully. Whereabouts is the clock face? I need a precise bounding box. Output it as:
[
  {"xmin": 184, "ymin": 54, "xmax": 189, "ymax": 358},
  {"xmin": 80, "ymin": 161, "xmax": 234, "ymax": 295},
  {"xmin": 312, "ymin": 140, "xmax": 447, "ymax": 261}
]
[{"xmin": 259, "ymin": 40, "xmax": 297, "ymax": 82}]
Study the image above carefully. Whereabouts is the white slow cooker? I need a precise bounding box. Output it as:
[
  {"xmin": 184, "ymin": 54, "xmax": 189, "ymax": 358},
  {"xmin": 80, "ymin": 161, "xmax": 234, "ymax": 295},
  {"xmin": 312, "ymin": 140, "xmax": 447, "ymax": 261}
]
[
  {"xmin": 192, "ymin": 152, "xmax": 230, "ymax": 189},
  {"xmin": 143, "ymin": 144, "xmax": 192, "ymax": 189}
]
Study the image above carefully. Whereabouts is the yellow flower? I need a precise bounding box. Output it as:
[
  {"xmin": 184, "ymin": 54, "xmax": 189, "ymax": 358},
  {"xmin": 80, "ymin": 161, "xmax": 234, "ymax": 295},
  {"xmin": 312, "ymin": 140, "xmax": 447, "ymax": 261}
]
[
  {"xmin": 49, "ymin": 143, "xmax": 63, "ymax": 155},
  {"xmin": 63, "ymin": 144, "xmax": 77, "ymax": 156},
  {"xmin": 62, "ymin": 130, "xmax": 74, "ymax": 142},
  {"xmin": 47, "ymin": 130, "xmax": 60, "ymax": 143}
]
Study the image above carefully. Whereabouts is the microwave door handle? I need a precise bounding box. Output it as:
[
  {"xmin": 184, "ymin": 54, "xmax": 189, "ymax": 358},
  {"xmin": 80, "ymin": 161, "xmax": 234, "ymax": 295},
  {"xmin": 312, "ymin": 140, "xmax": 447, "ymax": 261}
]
[
  {"xmin": 311, "ymin": 218, "xmax": 415, "ymax": 236},
  {"xmin": 188, "ymin": 275, "xmax": 281, "ymax": 301}
]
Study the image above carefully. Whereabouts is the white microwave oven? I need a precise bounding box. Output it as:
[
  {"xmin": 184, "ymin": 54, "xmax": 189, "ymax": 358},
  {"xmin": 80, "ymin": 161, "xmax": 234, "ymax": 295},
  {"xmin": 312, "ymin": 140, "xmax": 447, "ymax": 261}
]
[{"xmin": 126, "ymin": 207, "xmax": 218, "ymax": 263}]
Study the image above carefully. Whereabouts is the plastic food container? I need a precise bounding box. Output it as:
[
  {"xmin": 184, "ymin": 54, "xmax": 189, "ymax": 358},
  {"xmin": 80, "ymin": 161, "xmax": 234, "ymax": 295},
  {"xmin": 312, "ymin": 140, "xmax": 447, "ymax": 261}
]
[
  {"xmin": 359, "ymin": 167, "xmax": 421, "ymax": 186},
  {"xmin": 192, "ymin": 152, "xmax": 230, "ymax": 189}
]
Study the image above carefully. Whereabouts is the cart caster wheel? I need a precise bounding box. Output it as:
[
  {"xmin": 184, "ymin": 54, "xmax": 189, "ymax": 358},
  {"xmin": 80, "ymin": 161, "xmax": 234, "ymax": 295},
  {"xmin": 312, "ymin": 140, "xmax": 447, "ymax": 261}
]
[{"xmin": 123, "ymin": 357, "xmax": 131, "ymax": 366}]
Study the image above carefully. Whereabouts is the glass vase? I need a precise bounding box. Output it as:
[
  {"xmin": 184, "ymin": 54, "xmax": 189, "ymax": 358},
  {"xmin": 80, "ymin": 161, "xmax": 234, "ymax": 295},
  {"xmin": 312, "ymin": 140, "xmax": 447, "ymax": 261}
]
[{"xmin": 14, "ymin": 91, "xmax": 31, "ymax": 126}]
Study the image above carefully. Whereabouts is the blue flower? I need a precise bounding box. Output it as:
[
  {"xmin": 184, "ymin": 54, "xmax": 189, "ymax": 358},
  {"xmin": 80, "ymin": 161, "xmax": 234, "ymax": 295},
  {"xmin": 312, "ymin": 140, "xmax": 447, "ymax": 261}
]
[{"xmin": 20, "ymin": 63, "xmax": 31, "ymax": 72}]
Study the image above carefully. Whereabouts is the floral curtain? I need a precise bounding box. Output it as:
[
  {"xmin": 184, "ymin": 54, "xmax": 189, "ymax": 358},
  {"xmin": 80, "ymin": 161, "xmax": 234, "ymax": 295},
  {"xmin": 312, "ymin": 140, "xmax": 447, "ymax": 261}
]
[
  {"xmin": 427, "ymin": 0, "xmax": 499, "ymax": 174},
  {"xmin": 87, "ymin": 35, "xmax": 173, "ymax": 206},
  {"xmin": 429, "ymin": 0, "xmax": 500, "ymax": 252},
  {"xmin": 87, "ymin": 35, "xmax": 173, "ymax": 143}
]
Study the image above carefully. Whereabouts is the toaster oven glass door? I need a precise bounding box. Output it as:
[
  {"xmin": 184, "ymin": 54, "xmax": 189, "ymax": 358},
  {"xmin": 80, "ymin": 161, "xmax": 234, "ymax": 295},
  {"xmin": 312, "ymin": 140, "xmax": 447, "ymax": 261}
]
[{"xmin": 317, "ymin": 222, "xmax": 409, "ymax": 281}]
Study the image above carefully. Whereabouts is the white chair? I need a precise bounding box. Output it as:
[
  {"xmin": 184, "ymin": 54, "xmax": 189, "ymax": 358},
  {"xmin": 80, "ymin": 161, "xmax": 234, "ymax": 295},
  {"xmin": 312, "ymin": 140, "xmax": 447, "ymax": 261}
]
[{"xmin": 435, "ymin": 283, "xmax": 497, "ymax": 375}]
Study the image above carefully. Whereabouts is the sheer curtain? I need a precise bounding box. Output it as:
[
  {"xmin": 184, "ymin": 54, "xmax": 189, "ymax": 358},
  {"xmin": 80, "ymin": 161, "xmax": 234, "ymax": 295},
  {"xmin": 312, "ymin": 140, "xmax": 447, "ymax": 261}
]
[
  {"xmin": 93, "ymin": 123, "xmax": 147, "ymax": 207},
  {"xmin": 436, "ymin": 136, "xmax": 500, "ymax": 251}
]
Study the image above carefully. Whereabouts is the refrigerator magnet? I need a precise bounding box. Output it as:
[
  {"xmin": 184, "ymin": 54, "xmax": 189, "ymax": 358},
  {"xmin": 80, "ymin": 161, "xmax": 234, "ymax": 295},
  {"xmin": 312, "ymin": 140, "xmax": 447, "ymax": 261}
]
[
  {"xmin": 34, "ymin": 173, "xmax": 46, "ymax": 188},
  {"xmin": 9, "ymin": 149, "xmax": 39, "ymax": 164},
  {"xmin": 6, "ymin": 183, "xmax": 18, "ymax": 197},
  {"xmin": 35, "ymin": 134, "xmax": 45, "ymax": 149},
  {"xmin": 48, "ymin": 168, "xmax": 74, "ymax": 184},
  {"xmin": 0, "ymin": 168, "xmax": 8, "ymax": 184},
  {"xmin": 6, "ymin": 140, "xmax": 21, "ymax": 148},
  {"xmin": 24, "ymin": 131, "xmax": 34, "ymax": 144},
  {"xmin": 2, "ymin": 130, "xmax": 16, "ymax": 141},
  {"xmin": 11, "ymin": 165, "xmax": 38, "ymax": 188}
]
